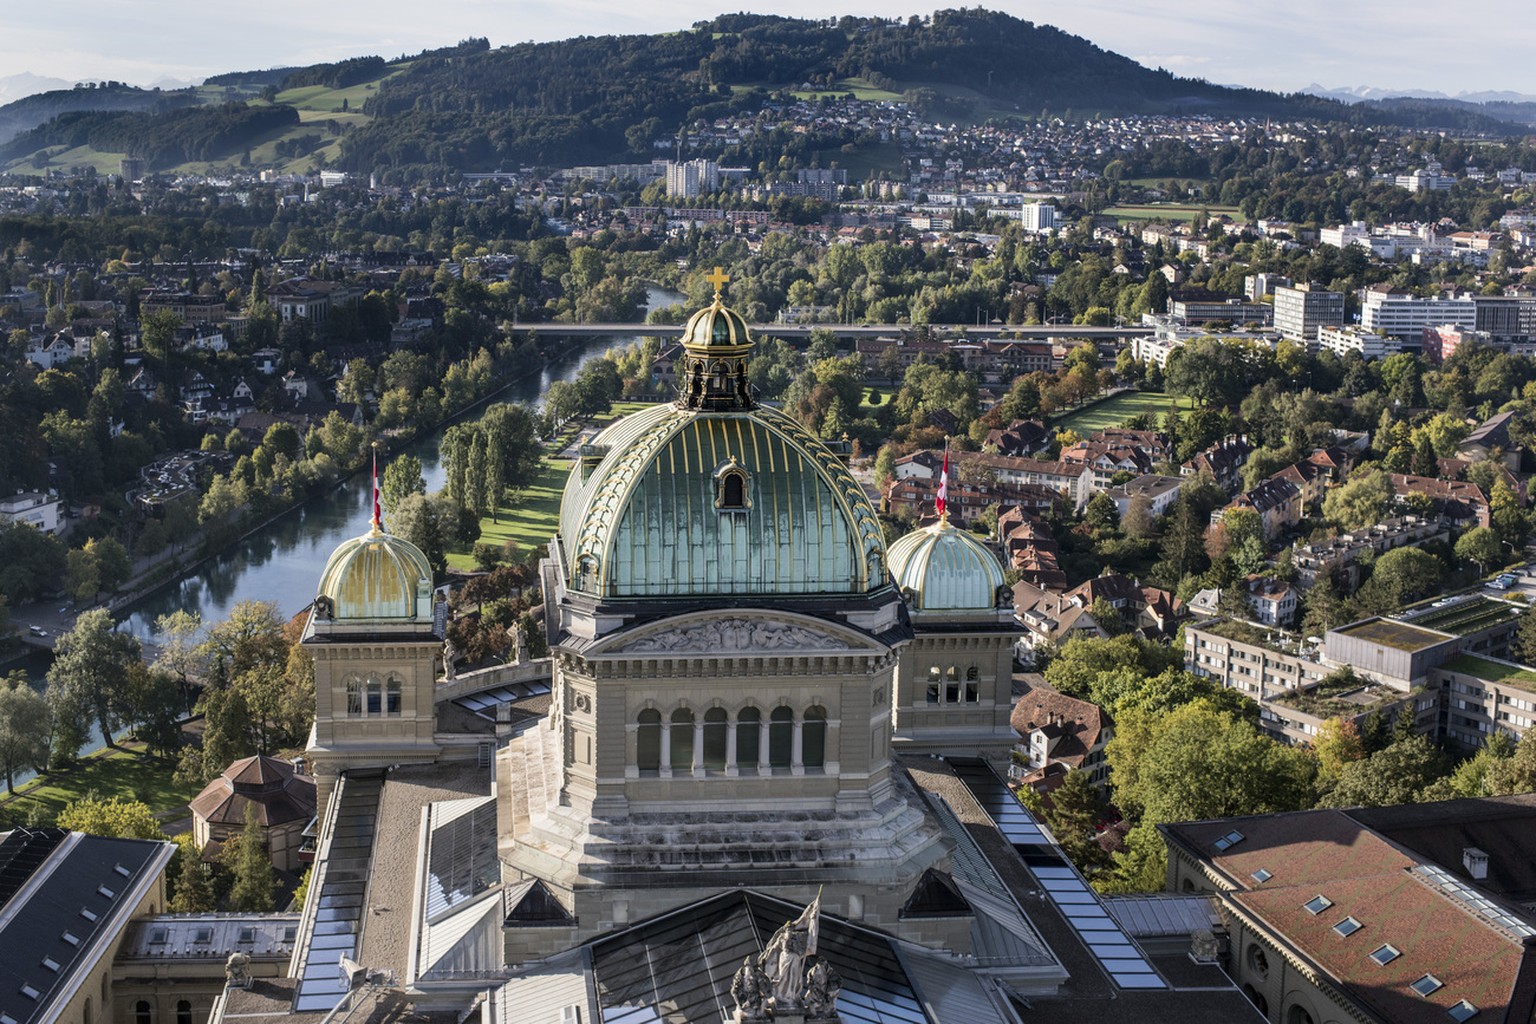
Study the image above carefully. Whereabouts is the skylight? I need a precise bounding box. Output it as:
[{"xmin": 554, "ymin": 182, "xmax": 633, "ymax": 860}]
[
  {"xmin": 1304, "ymin": 895, "xmax": 1333, "ymax": 915},
  {"xmin": 1251, "ymin": 868, "xmax": 1273, "ymax": 884},
  {"xmin": 1371, "ymin": 944, "xmax": 1401, "ymax": 965},
  {"xmin": 79, "ymin": 908, "xmax": 97, "ymax": 922},
  {"xmin": 1333, "ymin": 917, "xmax": 1362, "ymax": 937},
  {"xmin": 40, "ymin": 958, "xmax": 59, "ymax": 972},
  {"xmin": 96, "ymin": 885, "xmax": 115, "ymax": 898},
  {"xmin": 1448, "ymin": 1000, "xmax": 1479, "ymax": 1022},
  {"xmin": 148, "ymin": 928, "xmax": 168, "ymax": 945},
  {"xmin": 1412, "ymin": 974, "xmax": 1444, "ymax": 997},
  {"xmin": 60, "ymin": 932, "xmax": 79, "ymax": 946},
  {"xmin": 113, "ymin": 863, "xmax": 131, "ymax": 877},
  {"xmin": 1213, "ymin": 830, "xmax": 1246, "ymax": 852}
]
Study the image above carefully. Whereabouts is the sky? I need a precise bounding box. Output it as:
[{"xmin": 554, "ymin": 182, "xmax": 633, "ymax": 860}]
[{"xmin": 3, "ymin": 0, "xmax": 1534, "ymax": 100}]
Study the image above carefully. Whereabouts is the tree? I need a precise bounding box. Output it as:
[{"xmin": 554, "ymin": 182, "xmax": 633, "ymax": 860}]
[
  {"xmin": 1321, "ymin": 469, "xmax": 1392, "ymax": 531},
  {"xmin": 1044, "ymin": 633, "xmax": 1152, "ymax": 701},
  {"xmin": 391, "ymin": 492, "xmax": 450, "ymax": 580},
  {"xmin": 86, "ymin": 537, "xmax": 132, "ymax": 594},
  {"xmin": 380, "ymin": 454, "xmax": 426, "ymax": 519},
  {"xmin": 1041, "ymin": 770, "xmax": 1109, "ymax": 873},
  {"xmin": 1454, "ymin": 526, "xmax": 1502, "ymax": 576},
  {"xmin": 1122, "ymin": 493, "xmax": 1154, "ymax": 540},
  {"xmin": 56, "ymin": 796, "xmax": 166, "ymax": 839},
  {"xmin": 1490, "ymin": 479, "xmax": 1528, "ymax": 551},
  {"xmin": 1515, "ymin": 604, "xmax": 1536, "ymax": 665},
  {"xmin": 1484, "ymin": 733, "xmax": 1536, "ymax": 795},
  {"xmin": 1357, "ymin": 547, "xmax": 1443, "ymax": 614},
  {"xmin": 45, "ymin": 608, "xmax": 141, "ymax": 756},
  {"xmin": 224, "ymin": 803, "xmax": 276, "ymax": 912},
  {"xmin": 1321, "ymin": 734, "xmax": 1446, "ymax": 808},
  {"xmin": 119, "ymin": 662, "xmax": 183, "ymax": 760},
  {"xmin": 200, "ymin": 601, "xmax": 288, "ymax": 679},
  {"xmin": 65, "ymin": 547, "xmax": 101, "ymax": 605},
  {"xmin": 170, "ymin": 839, "xmax": 216, "ymax": 912},
  {"xmin": 0, "ymin": 674, "xmax": 50, "ymax": 793},
  {"xmin": 1312, "ymin": 717, "xmax": 1366, "ymax": 789},
  {"xmin": 152, "ymin": 610, "xmax": 205, "ymax": 712}
]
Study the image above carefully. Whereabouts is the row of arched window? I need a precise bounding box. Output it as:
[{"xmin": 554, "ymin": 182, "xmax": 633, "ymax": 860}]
[
  {"xmin": 926, "ymin": 665, "xmax": 982, "ymax": 705},
  {"xmin": 344, "ymin": 674, "xmax": 403, "ymax": 716},
  {"xmin": 636, "ymin": 705, "xmax": 828, "ymax": 775}
]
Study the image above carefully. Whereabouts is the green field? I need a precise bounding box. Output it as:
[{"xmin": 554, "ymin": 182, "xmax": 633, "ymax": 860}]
[
  {"xmin": 1052, "ymin": 390, "xmax": 1190, "ymax": 434},
  {"xmin": 0, "ymin": 743, "xmax": 199, "ymax": 828},
  {"xmin": 1103, "ymin": 203, "xmax": 1242, "ymax": 223},
  {"xmin": 790, "ymin": 77, "xmax": 904, "ymax": 102},
  {"xmin": 448, "ymin": 458, "xmax": 571, "ymax": 570}
]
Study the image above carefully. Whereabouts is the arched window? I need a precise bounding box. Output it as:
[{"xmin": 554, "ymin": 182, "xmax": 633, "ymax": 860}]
[
  {"xmin": 385, "ymin": 677, "xmax": 402, "ymax": 716},
  {"xmin": 177, "ymin": 1001, "xmax": 192, "ymax": 1024},
  {"xmin": 769, "ymin": 707, "xmax": 794, "ymax": 769},
  {"xmin": 703, "ymin": 708, "xmax": 729, "ymax": 770},
  {"xmin": 84, "ymin": 997, "xmax": 92, "ymax": 1024},
  {"xmin": 636, "ymin": 710, "xmax": 661, "ymax": 774},
  {"xmin": 670, "ymin": 708, "xmax": 695, "ymax": 770},
  {"xmin": 345, "ymin": 678, "xmax": 362, "ymax": 716},
  {"xmin": 926, "ymin": 666, "xmax": 941, "ymax": 705},
  {"xmin": 965, "ymin": 666, "xmax": 981, "ymax": 703},
  {"xmin": 737, "ymin": 707, "xmax": 761, "ymax": 770},
  {"xmin": 713, "ymin": 459, "xmax": 751, "ymax": 512},
  {"xmin": 803, "ymin": 706, "xmax": 827, "ymax": 770},
  {"xmin": 135, "ymin": 1000, "xmax": 152, "ymax": 1024},
  {"xmin": 945, "ymin": 666, "xmax": 960, "ymax": 704},
  {"xmin": 365, "ymin": 676, "xmax": 382, "ymax": 715}
]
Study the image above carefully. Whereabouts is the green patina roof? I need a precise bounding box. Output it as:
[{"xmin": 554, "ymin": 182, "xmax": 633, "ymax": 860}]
[
  {"xmin": 559, "ymin": 403, "xmax": 887, "ymax": 599},
  {"xmin": 887, "ymin": 519, "xmax": 1006, "ymax": 612},
  {"xmin": 681, "ymin": 298, "xmax": 752, "ymax": 349}
]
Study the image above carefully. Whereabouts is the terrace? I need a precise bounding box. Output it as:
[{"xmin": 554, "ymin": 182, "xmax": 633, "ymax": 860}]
[
  {"xmin": 1440, "ymin": 654, "xmax": 1536, "ymax": 691},
  {"xmin": 1267, "ymin": 670, "xmax": 1415, "ymax": 719}
]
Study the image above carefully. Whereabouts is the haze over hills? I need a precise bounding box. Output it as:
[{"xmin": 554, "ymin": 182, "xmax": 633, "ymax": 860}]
[
  {"xmin": 1301, "ymin": 83, "xmax": 1536, "ymax": 105},
  {"xmin": 0, "ymin": 10, "xmax": 1530, "ymax": 178}
]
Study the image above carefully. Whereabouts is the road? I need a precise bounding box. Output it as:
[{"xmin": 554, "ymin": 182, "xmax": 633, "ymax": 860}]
[{"xmin": 514, "ymin": 322, "xmax": 1145, "ymax": 341}]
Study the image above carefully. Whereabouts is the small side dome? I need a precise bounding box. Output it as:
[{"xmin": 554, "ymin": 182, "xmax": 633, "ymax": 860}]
[
  {"xmin": 888, "ymin": 519, "xmax": 1006, "ymax": 612},
  {"xmin": 316, "ymin": 527, "xmax": 433, "ymax": 621},
  {"xmin": 682, "ymin": 299, "xmax": 752, "ymax": 349}
]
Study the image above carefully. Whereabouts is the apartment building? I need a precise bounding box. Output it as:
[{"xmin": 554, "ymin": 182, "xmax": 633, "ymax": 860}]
[
  {"xmin": 1273, "ymin": 283, "xmax": 1345, "ymax": 343},
  {"xmin": 1359, "ymin": 285, "xmax": 1475, "ymax": 341}
]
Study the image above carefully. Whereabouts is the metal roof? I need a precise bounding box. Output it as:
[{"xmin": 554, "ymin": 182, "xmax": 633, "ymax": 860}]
[{"xmin": 887, "ymin": 519, "xmax": 1006, "ymax": 612}]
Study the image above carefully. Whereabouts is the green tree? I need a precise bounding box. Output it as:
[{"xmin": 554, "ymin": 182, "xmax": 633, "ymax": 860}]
[
  {"xmin": 1514, "ymin": 605, "xmax": 1536, "ymax": 664},
  {"xmin": 65, "ymin": 547, "xmax": 101, "ymax": 605},
  {"xmin": 1485, "ymin": 733, "xmax": 1536, "ymax": 795},
  {"xmin": 152, "ymin": 610, "xmax": 205, "ymax": 712},
  {"xmin": 380, "ymin": 454, "xmax": 426, "ymax": 519},
  {"xmin": 45, "ymin": 608, "xmax": 140, "ymax": 756},
  {"xmin": 200, "ymin": 601, "xmax": 288, "ymax": 680},
  {"xmin": 0, "ymin": 674, "xmax": 50, "ymax": 793},
  {"xmin": 1321, "ymin": 734, "xmax": 1446, "ymax": 808},
  {"xmin": 1456, "ymin": 525, "xmax": 1503, "ymax": 576},
  {"xmin": 1041, "ymin": 769, "xmax": 1110, "ymax": 873},
  {"xmin": 1312, "ymin": 717, "xmax": 1366, "ymax": 789},
  {"xmin": 85, "ymin": 537, "xmax": 132, "ymax": 594},
  {"xmin": 225, "ymin": 803, "xmax": 276, "ymax": 912},
  {"xmin": 170, "ymin": 839, "xmax": 216, "ymax": 912},
  {"xmin": 120, "ymin": 662, "xmax": 184, "ymax": 760},
  {"xmin": 1321, "ymin": 468, "xmax": 1392, "ymax": 531},
  {"xmin": 1357, "ymin": 547, "xmax": 1443, "ymax": 614},
  {"xmin": 56, "ymin": 795, "xmax": 166, "ymax": 839}
]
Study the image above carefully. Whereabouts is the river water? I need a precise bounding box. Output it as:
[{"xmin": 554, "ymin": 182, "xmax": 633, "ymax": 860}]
[{"xmin": 10, "ymin": 286, "xmax": 680, "ymax": 786}]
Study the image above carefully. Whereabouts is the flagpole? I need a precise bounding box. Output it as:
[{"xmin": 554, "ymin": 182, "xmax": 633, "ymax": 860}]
[{"xmin": 371, "ymin": 441, "xmax": 382, "ymax": 533}]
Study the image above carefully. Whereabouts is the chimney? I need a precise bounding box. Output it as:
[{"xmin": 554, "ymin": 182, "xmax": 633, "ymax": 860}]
[{"xmin": 1464, "ymin": 847, "xmax": 1489, "ymax": 881}]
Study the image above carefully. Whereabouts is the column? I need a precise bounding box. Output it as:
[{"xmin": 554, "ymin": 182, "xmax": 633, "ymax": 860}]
[
  {"xmin": 692, "ymin": 718, "xmax": 705, "ymax": 778},
  {"xmin": 659, "ymin": 721, "xmax": 672, "ymax": 778},
  {"xmin": 725, "ymin": 720, "xmax": 739, "ymax": 777},
  {"xmin": 758, "ymin": 718, "xmax": 771, "ymax": 774},
  {"xmin": 791, "ymin": 714, "xmax": 804, "ymax": 776}
]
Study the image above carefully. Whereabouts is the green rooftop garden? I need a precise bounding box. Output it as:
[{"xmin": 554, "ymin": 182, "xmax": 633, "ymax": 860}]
[
  {"xmin": 1333, "ymin": 618, "xmax": 1448, "ymax": 652},
  {"xmin": 1441, "ymin": 654, "xmax": 1536, "ymax": 690}
]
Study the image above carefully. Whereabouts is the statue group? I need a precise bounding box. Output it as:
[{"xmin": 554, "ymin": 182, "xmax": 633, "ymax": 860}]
[{"xmin": 732, "ymin": 896, "xmax": 842, "ymax": 1022}]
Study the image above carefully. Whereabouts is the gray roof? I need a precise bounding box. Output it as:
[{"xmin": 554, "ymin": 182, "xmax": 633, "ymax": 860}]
[
  {"xmin": 1101, "ymin": 895, "xmax": 1222, "ymax": 938},
  {"xmin": 119, "ymin": 914, "xmax": 300, "ymax": 960},
  {"xmin": 0, "ymin": 829, "xmax": 175, "ymax": 1024}
]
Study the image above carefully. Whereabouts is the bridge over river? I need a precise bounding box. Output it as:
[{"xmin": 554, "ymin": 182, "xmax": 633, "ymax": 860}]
[{"xmin": 513, "ymin": 322, "xmax": 1146, "ymax": 342}]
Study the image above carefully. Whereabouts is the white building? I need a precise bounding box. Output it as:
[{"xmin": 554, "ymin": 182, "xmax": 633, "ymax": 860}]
[
  {"xmin": 1316, "ymin": 325, "xmax": 1399, "ymax": 361},
  {"xmin": 664, "ymin": 159, "xmax": 720, "ymax": 198},
  {"xmin": 0, "ymin": 489, "xmax": 63, "ymax": 534},
  {"xmin": 1319, "ymin": 222, "xmax": 1371, "ymax": 250},
  {"xmin": 1019, "ymin": 201, "xmax": 1057, "ymax": 233},
  {"xmin": 1360, "ymin": 286, "xmax": 1476, "ymax": 341}
]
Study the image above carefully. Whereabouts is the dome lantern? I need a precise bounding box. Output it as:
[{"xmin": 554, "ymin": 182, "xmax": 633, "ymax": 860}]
[
  {"xmin": 676, "ymin": 266, "xmax": 755, "ymax": 412},
  {"xmin": 887, "ymin": 518, "xmax": 1008, "ymax": 613}
]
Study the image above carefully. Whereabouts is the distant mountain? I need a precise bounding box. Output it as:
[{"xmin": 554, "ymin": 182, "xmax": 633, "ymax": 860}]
[
  {"xmin": 1302, "ymin": 83, "xmax": 1536, "ymax": 105},
  {"xmin": 0, "ymin": 72, "xmax": 73, "ymax": 106},
  {"xmin": 0, "ymin": 84, "xmax": 199, "ymax": 147}
]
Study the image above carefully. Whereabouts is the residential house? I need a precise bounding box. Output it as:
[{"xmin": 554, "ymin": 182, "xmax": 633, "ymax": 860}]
[
  {"xmin": 1012, "ymin": 581, "xmax": 1104, "ymax": 662},
  {"xmin": 1458, "ymin": 410, "xmax": 1522, "ymax": 470},
  {"xmin": 1220, "ymin": 478, "xmax": 1302, "ymax": 539},
  {"xmin": 1388, "ymin": 474, "xmax": 1491, "ymax": 528},
  {"xmin": 1009, "ymin": 685, "xmax": 1113, "ymax": 791},
  {"xmin": 1065, "ymin": 572, "xmax": 1184, "ymax": 638},
  {"xmin": 1182, "ymin": 435, "xmax": 1255, "ymax": 492},
  {"xmin": 1245, "ymin": 577, "xmax": 1297, "ymax": 627},
  {"xmin": 1106, "ymin": 474, "xmax": 1183, "ymax": 520},
  {"xmin": 0, "ymin": 489, "xmax": 63, "ymax": 534}
]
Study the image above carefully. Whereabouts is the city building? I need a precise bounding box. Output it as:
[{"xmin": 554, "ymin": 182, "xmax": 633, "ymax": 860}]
[
  {"xmin": 1422, "ymin": 324, "xmax": 1493, "ymax": 364},
  {"xmin": 1272, "ymin": 283, "xmax": 1345, "ymax": 343},
  {"xmin": 1008, "ymin": 685, "xmax": 1112, "ymax": 790},
  {"xmin": 1315, "ymin": 324, "xmax": 1398, "ymax": 360},
  {"xmin": 1291, "ymin": 515, "xmax": 1448, "ymax": 591},
  {"xmin": 1162, "ymin": 796, "xmax": 1536, "ymax": 1024},
  {"xmin": 1359, "ymin": 285, "xmax": 1476, "ymax": 341},
  {"xmin": 1018, "ymin": 201, "xmax": 1057, "ymax": 233},
  {"xmin": 1170, "ymin": 296, "xmax": 1273, "ymax": 326},
  {"xmin": 664, "ymin": 158, "xmax": 720, "ymax": 198},
  {"xmin": 1105, "ymin": 474, "xmax": 1183, "ymax": 520},
  {"xmin": 0, "ymin": 489, "xmax": 63, "ymax": 534},
  {"xmin": 189, "ymin": 755, "xmax": 317, "ymax": 873},
  {"xmin": 1182, "ymin": 435, "xmax": 1255, "ymax": 492}
]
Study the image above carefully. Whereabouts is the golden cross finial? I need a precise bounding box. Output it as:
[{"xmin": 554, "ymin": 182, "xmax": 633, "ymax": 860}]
[{"xmin": 705, "ymin": 266, "xmax": 730, "ymax": 300}]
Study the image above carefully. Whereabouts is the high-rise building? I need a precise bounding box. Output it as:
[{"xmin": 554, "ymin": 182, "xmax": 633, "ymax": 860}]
[
  {"xmin": 1019, "ymin": 201, "xmax": 1057, "ymax": 233},
  {"xmin": 1359, "ymin": 285, "xmax": 1475, "ymax": 341},
  {"xmin": 664, "ymin": 158, "xmax": 720, "ymax": 198},
  {"xmin": 1273, "ymin": 283, "xmax": 1345, "ymax": 343}
]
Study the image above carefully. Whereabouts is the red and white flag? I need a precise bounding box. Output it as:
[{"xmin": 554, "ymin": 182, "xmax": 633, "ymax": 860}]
[
  {"xmin": 372, "ymin": 450, "xmax": 382, "ymax": 529},
  {"xmin": 936, "ymin": 440, "xmax": 949, "ymax": 520}
]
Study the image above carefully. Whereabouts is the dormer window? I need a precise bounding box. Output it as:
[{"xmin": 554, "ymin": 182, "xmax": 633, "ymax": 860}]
[{"xmin": 713, "ymin": 458, "xmax": 751, "ymax": 512}]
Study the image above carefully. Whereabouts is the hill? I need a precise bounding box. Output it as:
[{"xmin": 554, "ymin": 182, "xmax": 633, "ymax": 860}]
[
  {"xmin": 0, "ymin": 83, "xmax": 199, "ymax": 148},
  {"xmin": 0, "ymin": 11, "xmax": 1524, "ymax": 178}
]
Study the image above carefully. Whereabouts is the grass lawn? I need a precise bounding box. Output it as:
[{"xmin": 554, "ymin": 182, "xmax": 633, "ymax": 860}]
[
  {"xmin": 1102, "ymin": 203, "xmax": 1242, "ymax": 222},
  {"xmin": 1052, "ymin": 390, "xmax": 1191, "ymax": 434},
  {"xmin": 0, "ymin": 742, "xmax": 198, "ymax": 826},
  {"xmin": 448, "ymin": 458, "xmax": 572, "ymax": 570}
]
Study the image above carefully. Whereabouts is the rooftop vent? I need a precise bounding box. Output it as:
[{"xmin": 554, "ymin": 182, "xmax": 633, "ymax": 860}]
[{"xmin": 1463, "ymin": 846, "xmax": 1489, "ymax": 881}]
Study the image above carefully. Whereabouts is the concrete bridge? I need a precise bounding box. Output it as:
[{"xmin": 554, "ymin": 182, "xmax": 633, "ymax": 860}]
[{"xmin": 512, "ymin": 322, "xmax": 1146, "ymax": 342}]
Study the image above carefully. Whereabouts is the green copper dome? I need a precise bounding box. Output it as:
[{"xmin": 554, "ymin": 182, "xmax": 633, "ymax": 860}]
[
  {"xmin": 887, "ymin": 519, "xmax": 1006, "ymax": 612},
  {"xmin": 558, "ymin": 403, "xmax": 887, "ymax": 599},
  {"xmin": 681, "ymin": 298, "xmax": 752, "ymax": 349},
  {"xmin": 316, "ymin": 526, "xmax": 434, "ymax": 621}
]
